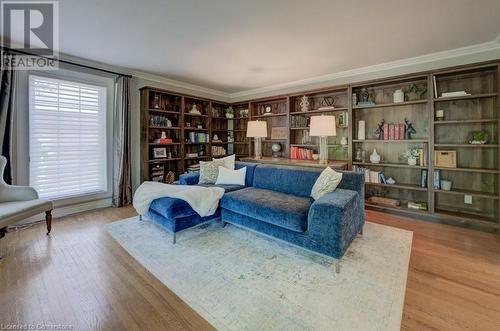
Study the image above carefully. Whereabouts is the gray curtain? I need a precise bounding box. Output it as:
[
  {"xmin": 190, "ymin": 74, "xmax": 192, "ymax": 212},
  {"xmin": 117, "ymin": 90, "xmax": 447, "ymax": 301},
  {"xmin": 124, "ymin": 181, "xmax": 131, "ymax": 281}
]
[
  {"xmin": 0, "ymin": 53, "xmax": 17, "ymax": 185},
  {"xmin": 112, "ymin": 76, "xmax": 132, "ymax": 207}
]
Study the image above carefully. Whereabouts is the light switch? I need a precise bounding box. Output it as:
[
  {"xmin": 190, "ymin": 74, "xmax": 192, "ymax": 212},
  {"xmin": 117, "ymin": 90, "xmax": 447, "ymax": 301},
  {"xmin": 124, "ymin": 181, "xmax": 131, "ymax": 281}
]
[{"xmin": 464, "ymin": 195, "xmax": 472, "ymax": 204}]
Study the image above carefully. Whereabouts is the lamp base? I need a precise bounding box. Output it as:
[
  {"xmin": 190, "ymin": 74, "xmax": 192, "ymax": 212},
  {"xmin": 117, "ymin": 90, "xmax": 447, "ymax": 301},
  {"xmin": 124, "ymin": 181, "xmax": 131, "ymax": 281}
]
[{"xmin": 318, "ymin": 159, "xmax": 328, "ymax": 165}]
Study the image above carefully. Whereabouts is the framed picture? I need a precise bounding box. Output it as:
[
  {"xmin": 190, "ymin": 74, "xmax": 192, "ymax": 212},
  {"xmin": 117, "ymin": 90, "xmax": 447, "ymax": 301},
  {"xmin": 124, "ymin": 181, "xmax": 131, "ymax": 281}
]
[
  {"xmin": 153, "ymin": 148, "xmax": 167, "ymax": 158},
  {"xmin": 271, "ymin": 127, "xmax": 287, "ymax": 140}
]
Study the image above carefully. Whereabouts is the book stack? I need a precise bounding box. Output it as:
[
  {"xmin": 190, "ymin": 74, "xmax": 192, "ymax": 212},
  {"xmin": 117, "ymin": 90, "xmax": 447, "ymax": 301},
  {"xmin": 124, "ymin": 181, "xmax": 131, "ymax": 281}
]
[
  {"xmin": 187, "ymin": 164, "xmax": 200, "ymax": 173},
  {"xmin": 290, "ymin": 146, "xmax": 314, "ymax": 160},
  {"xmin": 211, "ymin": 146, "xmax": 226, "ymax": 157},
  {"xmin": 408, "ymin": 201, "xmax": 428, "ymax": 210},
  {"xmin": 353, "ymin": 166, "xmax": 387, "ymax": 184},
  {"xmin": 291, "ymin": 116, "xmax": 308, "ymax": 128},
  {"xmin": 382, "ymin": 123, "xmax": 406, "ymax": 140}
]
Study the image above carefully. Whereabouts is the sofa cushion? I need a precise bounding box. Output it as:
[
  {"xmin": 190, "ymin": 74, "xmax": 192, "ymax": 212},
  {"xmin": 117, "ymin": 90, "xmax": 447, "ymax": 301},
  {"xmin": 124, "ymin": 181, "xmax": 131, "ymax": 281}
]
[
  {"xmin": 221, "ymin": 187, "xmax": 312, "ymax": 232},
  {"xmin": 150, "ymin": 184, "xmax": 244, "ymax": 220},
  {"xmin": 253, "ymin": 165, "xmax": 322, "ymax": 198}
]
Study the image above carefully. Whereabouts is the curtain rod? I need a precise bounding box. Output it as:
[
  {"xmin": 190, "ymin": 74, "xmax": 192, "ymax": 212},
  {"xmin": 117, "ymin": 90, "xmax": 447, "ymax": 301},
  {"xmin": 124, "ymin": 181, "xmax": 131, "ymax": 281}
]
[{"xmin": 1, "ymin": 46, "xmax": 133, "ymax": 78}]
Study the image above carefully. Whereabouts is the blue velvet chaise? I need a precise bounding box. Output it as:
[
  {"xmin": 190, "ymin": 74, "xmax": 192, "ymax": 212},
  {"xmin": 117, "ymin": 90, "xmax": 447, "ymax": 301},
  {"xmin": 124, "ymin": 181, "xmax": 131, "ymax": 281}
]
[{"xmin": 144, "ymin": 161, "xmax": 258, "ymax": 243}]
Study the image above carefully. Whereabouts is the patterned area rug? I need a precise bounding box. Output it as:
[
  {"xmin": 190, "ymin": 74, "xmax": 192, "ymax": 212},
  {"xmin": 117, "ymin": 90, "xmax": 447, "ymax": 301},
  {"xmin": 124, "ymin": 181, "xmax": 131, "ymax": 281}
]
[{"xmin": 106, "ymin": 218, "xmax": 412, "ymax": 331}]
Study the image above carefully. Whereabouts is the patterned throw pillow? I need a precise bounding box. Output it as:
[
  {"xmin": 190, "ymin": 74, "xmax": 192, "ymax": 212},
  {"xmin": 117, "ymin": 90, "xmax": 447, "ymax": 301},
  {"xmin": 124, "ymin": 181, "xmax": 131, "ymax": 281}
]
[
  {"xmin": 198, "ymin": 160, "xmax": 225, "ymax": 184},
  {"xmin": 310, "ymin": 167, "xmax": 343, "ymax": 200}
]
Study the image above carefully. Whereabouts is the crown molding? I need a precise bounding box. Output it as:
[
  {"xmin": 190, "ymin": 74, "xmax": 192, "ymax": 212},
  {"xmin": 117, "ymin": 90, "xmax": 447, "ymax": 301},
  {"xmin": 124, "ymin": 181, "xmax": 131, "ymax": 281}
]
[{"xmin": 228, "ymin": 38, "xmax": 500, "ymax": 101}]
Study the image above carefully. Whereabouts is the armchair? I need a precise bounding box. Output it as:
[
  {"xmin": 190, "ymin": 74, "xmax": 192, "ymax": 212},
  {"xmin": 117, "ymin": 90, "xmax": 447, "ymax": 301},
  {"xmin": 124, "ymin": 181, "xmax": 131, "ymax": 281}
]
[{"xmin": 0, "ymin": 156, "xmax": 53, "ymax": 259}]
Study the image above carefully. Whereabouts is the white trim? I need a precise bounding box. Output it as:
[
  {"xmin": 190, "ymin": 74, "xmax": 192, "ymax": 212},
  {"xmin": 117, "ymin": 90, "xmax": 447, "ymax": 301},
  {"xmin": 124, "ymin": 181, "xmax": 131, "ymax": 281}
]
[{"xmin": 229, "ymin": 38, "xmax": 500, "ymax": 100}]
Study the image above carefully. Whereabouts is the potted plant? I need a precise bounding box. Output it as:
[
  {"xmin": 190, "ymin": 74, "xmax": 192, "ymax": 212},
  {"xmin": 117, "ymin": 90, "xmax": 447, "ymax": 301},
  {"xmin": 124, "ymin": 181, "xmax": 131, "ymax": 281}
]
[
  {"xmin": 225, "ymin": 106, "xmax": 234, "ymax": 119},
  {"xmin": 404, "ymin": 83, "xmax": 427, "ymax": 101},
  {"xmin": 403, "ymin": 148, "xmax": 420, "ymax": 165},
  {"xmin": 468, "ymin": 131, "xmax": 488, "ymax": 144}
]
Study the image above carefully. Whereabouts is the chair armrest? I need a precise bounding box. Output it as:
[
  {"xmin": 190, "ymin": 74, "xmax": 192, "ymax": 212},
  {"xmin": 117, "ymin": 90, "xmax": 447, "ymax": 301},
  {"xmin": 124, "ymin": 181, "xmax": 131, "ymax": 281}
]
[
  {"xmin": 307, "ymin": 189, "xmax": 364, "ymax": 258},
  {"xmin": 179, "ymin": 172, "xmax": 200, "ymax": 185},
  {"xmin": 337, "ymin": 171, "xmax": 364, "ymax": 198},
  {"xmin": 0, "ymin": 185, "xmax": 39, "ymax": 202}
]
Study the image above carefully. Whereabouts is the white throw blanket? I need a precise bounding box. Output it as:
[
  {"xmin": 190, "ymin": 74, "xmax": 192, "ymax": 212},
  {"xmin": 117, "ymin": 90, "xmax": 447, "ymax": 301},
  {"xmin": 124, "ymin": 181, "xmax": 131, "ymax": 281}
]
[{"xmin": 133, "ymin": 182, "xmax": 225, "ymax": 217}]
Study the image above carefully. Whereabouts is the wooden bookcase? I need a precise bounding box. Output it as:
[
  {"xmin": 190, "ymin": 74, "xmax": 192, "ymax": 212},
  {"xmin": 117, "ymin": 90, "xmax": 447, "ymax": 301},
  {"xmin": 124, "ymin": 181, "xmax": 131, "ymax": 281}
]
[{"xmin": 140, "ymin": 60, "xmax": 500, "ymax": 232}]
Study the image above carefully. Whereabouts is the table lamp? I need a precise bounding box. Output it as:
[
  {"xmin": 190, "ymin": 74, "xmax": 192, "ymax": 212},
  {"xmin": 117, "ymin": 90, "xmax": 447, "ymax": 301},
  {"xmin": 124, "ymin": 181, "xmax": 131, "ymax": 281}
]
[
  {"xmin": 309, "ymin": 115, "xmax": 336, "ymax": 164},
  {"xmin": 247, "ymin": 120, "xmax": 267, "ymax": 159}
]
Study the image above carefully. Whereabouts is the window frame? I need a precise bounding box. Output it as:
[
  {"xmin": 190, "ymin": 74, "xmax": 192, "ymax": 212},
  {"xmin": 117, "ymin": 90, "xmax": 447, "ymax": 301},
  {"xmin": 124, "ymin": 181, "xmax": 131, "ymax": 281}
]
[{"xmin": 25, "ymin": 69, "xmax": 114, "ymax": 205}]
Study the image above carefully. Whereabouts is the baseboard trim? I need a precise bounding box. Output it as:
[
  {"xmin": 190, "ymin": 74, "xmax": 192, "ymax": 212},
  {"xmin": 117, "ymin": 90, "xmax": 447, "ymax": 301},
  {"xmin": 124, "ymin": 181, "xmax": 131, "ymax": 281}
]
[{"xmin": 16, "ymin": 198, "xmax": 113, "ymax": 224}]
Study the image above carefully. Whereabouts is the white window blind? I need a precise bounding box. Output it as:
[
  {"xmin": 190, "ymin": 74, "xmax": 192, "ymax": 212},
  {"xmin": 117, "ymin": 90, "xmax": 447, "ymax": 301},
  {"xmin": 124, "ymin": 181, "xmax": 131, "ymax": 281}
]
[{"xmin": 29, "ymin": 75, "xmax": 107, "ymax": 200}]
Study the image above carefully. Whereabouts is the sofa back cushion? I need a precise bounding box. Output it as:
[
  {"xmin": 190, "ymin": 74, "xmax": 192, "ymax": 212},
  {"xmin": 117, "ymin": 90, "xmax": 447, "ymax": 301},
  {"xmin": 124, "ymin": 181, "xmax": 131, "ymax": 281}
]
[
  {"xmin": 235, "ymin": 161, "xmax": 258, "ymax": 187},
  {"xmin": 253, "ymin": 165, "xmax": 322, "ymax": 197}
]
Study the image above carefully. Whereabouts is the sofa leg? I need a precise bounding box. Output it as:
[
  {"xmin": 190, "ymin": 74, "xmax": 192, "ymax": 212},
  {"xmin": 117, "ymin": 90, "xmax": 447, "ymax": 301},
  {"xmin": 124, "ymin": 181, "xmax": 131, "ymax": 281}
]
[
  {"xmin": 139, "ymin": 214, "xmax": 143, "ymax": 221},
  {"xmin": 359, "ymin": 226, "xmax": 363, "ymax": 236},
  {"xmin": 172, "ymin": 232, "xmax": 176, "ymax": 245},
  {"xmin": 45, "ymin": 210, "xmax": 52, "ymax": 235},
  {"xmin": 0, "ymin": 227, "xmax": 6, "ymax": 239},
  {"xmin": 222, "ymin": 221, "xmax": 228, "ymax": 228},
  {"xmin": 334, "ymin": 261, "xmax": 341, "ymax": 274}
]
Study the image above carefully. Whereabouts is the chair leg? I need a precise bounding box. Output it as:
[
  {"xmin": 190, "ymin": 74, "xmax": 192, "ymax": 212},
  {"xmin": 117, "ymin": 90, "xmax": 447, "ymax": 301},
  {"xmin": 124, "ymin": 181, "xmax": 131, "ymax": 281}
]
[{"xmin": 46, "ymin": 210, "xmax": 52, "ymax": 235}]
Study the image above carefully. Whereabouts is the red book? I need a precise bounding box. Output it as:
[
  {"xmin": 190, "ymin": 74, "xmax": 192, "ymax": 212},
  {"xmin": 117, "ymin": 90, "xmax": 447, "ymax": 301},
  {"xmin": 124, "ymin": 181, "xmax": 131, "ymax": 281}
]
[
  {"xmin": 383, "ymin": 123, "xmax": 389, "ymax": 140},
  {"xmin": 160, "ymin": 138, "xmax": 173, "ymax": 144},
  {"xmin": 399, "ymin": 124, "xmax": 405, "ymax": 140},
  {"xmin": 389, "ymin": 124, "xmax": 395, "ymax": 140}
]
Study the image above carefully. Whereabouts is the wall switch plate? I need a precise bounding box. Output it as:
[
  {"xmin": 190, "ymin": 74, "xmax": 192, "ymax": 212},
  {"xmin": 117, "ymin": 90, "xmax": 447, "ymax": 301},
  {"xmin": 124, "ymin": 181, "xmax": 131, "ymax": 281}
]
[{"xmin": 464, "ymin": 195, "xmax": 472, "ymax": 204}]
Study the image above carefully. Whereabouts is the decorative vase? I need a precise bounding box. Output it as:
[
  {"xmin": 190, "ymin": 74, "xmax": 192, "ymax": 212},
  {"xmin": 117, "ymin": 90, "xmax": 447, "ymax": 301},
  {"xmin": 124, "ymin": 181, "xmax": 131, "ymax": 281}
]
[
  {"xmin": 370, "ymin": 149, "xmax": 381, "ymax": 164},
  {"xmin": 393, "ymin": 89, "xmax": 404, "ymax": 103},
  {"xmin": 340, "ymin": 136, "xmax": 348, "ymax": 146},
  {"xmin": 440, "ymin": 180, "xmax": 452, "ymax": 191},
  {"xmin": 407, "ymin": 157, "xmax": 417, "ymax": 166},
  {"xmin": 225, "ymin": 113, "xmax": 234, "ymax": 119}
]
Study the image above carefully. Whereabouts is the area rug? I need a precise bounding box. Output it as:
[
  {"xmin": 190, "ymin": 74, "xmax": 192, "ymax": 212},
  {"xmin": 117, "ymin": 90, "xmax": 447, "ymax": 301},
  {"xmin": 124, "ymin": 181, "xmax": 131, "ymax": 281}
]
[{"xmin": 106, "ymin": 218, "xmax": 412, "ymax": 331}]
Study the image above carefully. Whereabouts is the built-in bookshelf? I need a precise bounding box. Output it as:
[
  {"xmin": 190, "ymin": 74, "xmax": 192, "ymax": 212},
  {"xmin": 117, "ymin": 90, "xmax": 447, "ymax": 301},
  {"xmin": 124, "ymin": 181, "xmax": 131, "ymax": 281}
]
[
  {"xmin": 140, "ymin": 60, "xmax": 500, "ymax": 232},
  {"xmin": 431, "ymin": 64, "xmax": 499, "ymax": 227},
  {"xmin": 351, "ymin": 75, "xmax": 432, "ymax": 218}
]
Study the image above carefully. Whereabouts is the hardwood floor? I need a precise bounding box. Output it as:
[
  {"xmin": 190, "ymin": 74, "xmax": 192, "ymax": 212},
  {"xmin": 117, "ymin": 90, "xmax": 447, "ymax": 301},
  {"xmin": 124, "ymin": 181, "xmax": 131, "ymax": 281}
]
[{"xmin": 0, "ymin": 207, "xmax": 499, "ymax": 330}]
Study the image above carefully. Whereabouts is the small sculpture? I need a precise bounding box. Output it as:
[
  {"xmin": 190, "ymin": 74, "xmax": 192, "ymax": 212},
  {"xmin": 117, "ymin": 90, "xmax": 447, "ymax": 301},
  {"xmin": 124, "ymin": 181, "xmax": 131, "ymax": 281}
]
[
  {"xmin": 357, "ymin": 88, "xmax": 375, "ymax": 106},
  {"xmin": 160, "ymin": 131, "xmax": 167, "ymax": 139},
  {"xmin": 375, "ymin": 119, "xmax": 385, "ymax": 140},
  {"xmin": 212, "ymin": 134, "xmax": 221, "ymax": 142},
  {"xmin": 189, "ymin": 103, "xmax": 201, "ymax": 115},
  {"xmin": 166, "ymin": 171, "xmax": 175, "ymax": 184},
  {"xmin": 319, "ymin": 96, "xmax": 335, "ymax": 110},
  {"xmin": 404, "ymin": 118, "xmax": 416, "ymax": 139},
  {"xmin": 166, "ymin": 118, "xmax": 172, "ymax": 127},
  {"xmin": 299, "ymin": 95, "xmax": 310, "ymax": 112},
  {"xmin": 370, "ymin": 149, "xmax": 381, "ymax": 164}
]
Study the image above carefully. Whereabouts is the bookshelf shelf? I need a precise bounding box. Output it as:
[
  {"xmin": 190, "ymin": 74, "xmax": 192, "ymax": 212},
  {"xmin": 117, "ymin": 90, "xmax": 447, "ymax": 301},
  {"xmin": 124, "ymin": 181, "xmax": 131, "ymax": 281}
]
[
  {"xmin": 353, "ymin": 99, "xmax": 427, "ymax": 109},
  {"xmin": 290, "ymin": 107, "xmax": 349, "ymax": 115},
  {"xmin": 434, "ymin": 144, "xmax": 499, "ymax": 148},
  {"xmin": 353, "ymin": 139, "xmax": 428, "ymax": 143},
  {"xmin": 353, "ymin": 162, "xmax": 427, "ymax": 169},
  {"xmin": 434, "ymin": 166, "xmax": 498, "ymax": 174},
  {"xmin": 434, "ymin": 92, "xmax": 498, "ymax": 102},
  {"xmin": 366, "ymin": 202, "xmax": 429, "ymax": 215},
  {"xmin": 435, "ymin": 189, "xmax": 498, "ymax": 199},
  {"xmin": 434, "ymin": 119, "xmax": 498, "ymax": 125},
  {"xmin": 366, "ymin": 182, "xmax": 428, "ymax": 192}
]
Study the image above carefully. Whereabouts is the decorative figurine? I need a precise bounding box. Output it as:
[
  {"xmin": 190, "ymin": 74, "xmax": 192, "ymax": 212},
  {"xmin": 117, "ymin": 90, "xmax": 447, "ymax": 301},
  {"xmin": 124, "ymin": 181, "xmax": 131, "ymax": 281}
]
[
  {"xmin": 340, "ymin": 136, "xmax": 348, "ymax": 146},
  {"xmin": 225, "ymin": 106, "xmax": 234, "ymax": 118},
  {"xmin": 393, "ymin": 89, "xmax": 404, "ymax": 103},
  {"xmin": 357, "ymin": 88, "xmax": 375, "ymax": 106},
  {"xmin": 166, "ymin": 118, "xmax": 172, "ymax": 128},
  {"xmin": 375, "ymin": 119, "xmax": 386, "ymax": 140},
  {"xmin": 404, "ymin": 118, "xmax": 416, "ymax": 139},
  {"xmin": 189, "ymin": 103, "xmax": 201, "ymax": 115},
  {"xmin": 355, "ymin": 148, "xmax": 363, "ymax": 162},
  {"xmin": 370, "ymin": 149, "xmax": 381, "ymax": 164},
  {"xmin": 212, "ymin": 134, "xmax": 221, "ymax": 143},
  {"xmin": 318, "ymin": 96, "xmax": 335, "ymax": 110},
  {"xmin": 299, "ymin": 95, "xmax": 310, "ymax": 112},
  {"xmin": 153, "ymin": 94, "xmax": 160, "ymax": 109},
  {"xmin": 160, "ymin": 131, "xmax": 167, "ymax": 139}
]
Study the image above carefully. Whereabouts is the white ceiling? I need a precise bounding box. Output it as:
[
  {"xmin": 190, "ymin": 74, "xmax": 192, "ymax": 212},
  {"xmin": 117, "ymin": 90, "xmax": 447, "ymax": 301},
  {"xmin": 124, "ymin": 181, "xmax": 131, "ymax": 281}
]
[{"xmin": 14, "ymin": 0, "xmax": 500, "ymax": 93}]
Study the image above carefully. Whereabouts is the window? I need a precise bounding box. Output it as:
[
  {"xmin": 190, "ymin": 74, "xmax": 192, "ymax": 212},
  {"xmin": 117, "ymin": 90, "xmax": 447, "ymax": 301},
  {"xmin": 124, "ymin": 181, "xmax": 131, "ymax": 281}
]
[{"xmin": 29, "ymin": 75, "xmax": 107, "ymax": 200}]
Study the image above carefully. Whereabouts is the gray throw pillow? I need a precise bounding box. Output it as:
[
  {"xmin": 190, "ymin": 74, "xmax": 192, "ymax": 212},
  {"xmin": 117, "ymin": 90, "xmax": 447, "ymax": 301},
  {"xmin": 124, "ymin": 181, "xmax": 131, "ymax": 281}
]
[{"xmin": 198, "ymin": 159, "xmax": 225, "ymax": 184}]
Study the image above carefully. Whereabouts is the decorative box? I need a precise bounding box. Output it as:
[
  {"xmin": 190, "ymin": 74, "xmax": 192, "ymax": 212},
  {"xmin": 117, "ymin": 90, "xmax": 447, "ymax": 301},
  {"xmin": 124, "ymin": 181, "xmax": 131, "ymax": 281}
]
[{"xmin": 434, "ymin": 150, "xmax": 457, "ymax": 168}]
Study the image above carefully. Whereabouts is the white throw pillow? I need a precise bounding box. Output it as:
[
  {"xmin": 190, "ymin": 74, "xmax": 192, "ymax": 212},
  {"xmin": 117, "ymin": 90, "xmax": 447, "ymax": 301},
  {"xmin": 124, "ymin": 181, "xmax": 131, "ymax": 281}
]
[
  {"xmin": 199, "ymin": 160, "xmax": 225, "ymax": 184},
  {"xmin": 215, "ymin": 166, "xmax": 247, "ymax": 186},
  {"xmin": 310, "ymin": 167, "xmax": 343, "ymax": 200},
  {"xmin": 213, "ymin": 154, "xmax": 235, "ymax": 170}
]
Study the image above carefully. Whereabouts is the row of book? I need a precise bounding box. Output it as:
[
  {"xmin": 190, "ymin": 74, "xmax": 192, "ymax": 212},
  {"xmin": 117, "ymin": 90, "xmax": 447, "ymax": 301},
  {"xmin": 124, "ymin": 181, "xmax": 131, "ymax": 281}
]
[
  {"xmin": 211, "ymin": 146, "xmax": 226, "ymax": 157},
  {"xmin": 291, "ymin": 116, "xmax": 308, "ymax": 128},
  {"xmin": 290, "ymin": 146, "xmax": 314, "ymax": 160},
  {"xmin": 353, "ymin": 166, "xmax": 387, "ymax": 184},
  {"xmin": 188, "ymin": 132, "xmax": 210, "ymax": 143},
  {"xmin": 382, "ymin": 123, "xmax": 406, "ymax": 140}
]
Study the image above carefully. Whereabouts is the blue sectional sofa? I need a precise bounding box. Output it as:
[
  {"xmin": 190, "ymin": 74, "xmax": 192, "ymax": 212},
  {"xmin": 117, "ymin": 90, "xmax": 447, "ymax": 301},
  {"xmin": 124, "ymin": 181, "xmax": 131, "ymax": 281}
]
[{"xmin": 146, "ymin": 161, "xmax": 364, "ymax": 272}]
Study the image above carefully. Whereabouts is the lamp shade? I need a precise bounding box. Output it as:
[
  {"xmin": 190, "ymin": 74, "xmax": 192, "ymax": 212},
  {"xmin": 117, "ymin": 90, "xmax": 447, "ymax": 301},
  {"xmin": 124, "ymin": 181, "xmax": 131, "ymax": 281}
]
[
  {"xmin": 246, "ymin": 120, "xmax": 267, "ymax": 138},
  {"xmin": 309, "ymin": 115, "xmax": 336, "ymax": 137}
]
